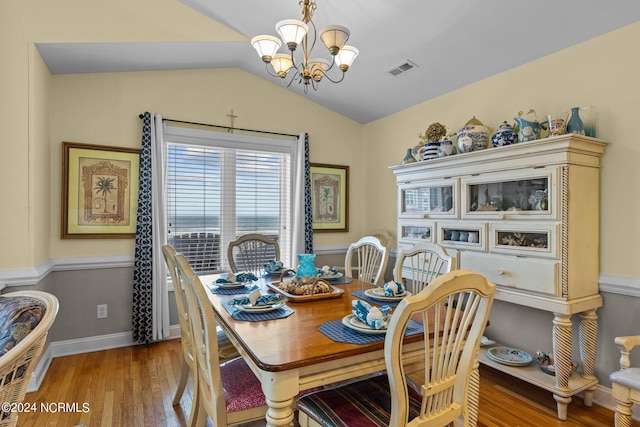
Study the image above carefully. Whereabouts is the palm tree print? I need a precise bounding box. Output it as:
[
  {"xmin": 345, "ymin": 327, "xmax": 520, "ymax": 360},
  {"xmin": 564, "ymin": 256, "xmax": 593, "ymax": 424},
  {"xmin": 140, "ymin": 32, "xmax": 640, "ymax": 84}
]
[{"xmin": 94, "ymin": 176, "xmax": 116, "ymax": 213}]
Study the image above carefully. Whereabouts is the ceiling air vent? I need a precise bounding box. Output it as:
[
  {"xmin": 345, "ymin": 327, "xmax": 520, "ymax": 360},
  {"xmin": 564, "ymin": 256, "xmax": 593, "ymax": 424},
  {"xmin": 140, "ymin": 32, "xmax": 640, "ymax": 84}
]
[{"xmin": 386, "ymin": 60, "xmax": 419, "ymax": 78}]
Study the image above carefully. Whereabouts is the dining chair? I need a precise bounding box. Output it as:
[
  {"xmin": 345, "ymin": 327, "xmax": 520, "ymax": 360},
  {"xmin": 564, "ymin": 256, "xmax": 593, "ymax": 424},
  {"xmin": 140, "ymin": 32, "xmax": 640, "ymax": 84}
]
[
  {"xmin": 163, "ymin": 246, "xmax": 239, "ymax": 405},
  {"xmin": 227, "ymin": 233, "xmax": 280, "ymax": 275},
  {"xmin": 174, "ymin": 252, "xmax": 269, "ymax": 427},
  {"xmin": 0, "ymin": 290, "xmax": 59, "ymax": 427},
  {"xmin": 344, "ymin": 235, "xmax": 389, "ymax": 286},
  {"xmin": 394, "ymin": 242, "xmax": 456, "ymax": 294},
  {"xmin": 297, "ymin": 270, "xmax": 496, "ymax": 427},
  {"xmin": 610, "ymin": 334, "xmax": 640, "ymax": 426}
]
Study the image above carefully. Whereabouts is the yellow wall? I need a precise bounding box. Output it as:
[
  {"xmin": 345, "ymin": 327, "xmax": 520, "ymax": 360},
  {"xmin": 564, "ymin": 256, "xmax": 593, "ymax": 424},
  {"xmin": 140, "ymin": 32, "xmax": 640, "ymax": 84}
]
[{"xmin": 363, "ymin": 21, "xmax": 640, "ymax": 277}]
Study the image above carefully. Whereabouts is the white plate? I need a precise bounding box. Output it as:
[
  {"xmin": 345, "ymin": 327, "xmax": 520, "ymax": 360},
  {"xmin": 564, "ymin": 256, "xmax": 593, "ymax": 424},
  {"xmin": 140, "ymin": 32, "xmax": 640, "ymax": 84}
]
[
  {"xmin": 341, "ymin": 314, "xmax": 387, "ymax": 335},
  {"xmin": 234, "ymin": 302, "xmax": 286, "ymax": 313},
  {"xmin": 486, "ymin": 347, "xmax": 532, "ymax": 366},
  {"xmin": 213, "ymin": 282, "xmax": 247, "ymax": 289},
  {"xmin": 317, "ymin": 271, "xmax": 344, "ymax": 280},
  {"xmin": 364, "ymin": 288, "xmax": 412, "ymax": 301}
]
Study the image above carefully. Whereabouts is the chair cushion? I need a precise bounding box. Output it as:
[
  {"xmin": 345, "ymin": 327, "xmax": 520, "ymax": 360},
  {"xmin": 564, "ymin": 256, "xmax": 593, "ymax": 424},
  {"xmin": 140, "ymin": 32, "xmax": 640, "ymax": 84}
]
[
  {"xmin": 611, "ymin": 368, "xmax": 640, "ymax": 390},
  {"xmin": 0, "ymin": 296, "xmax": 45, "ymax": 356},
  {"xmin": 297, "ymin": 374, "xmax": 421, "ymax": 427},
  {"xmin": 221, "ymin": 358, "xmax": 322, "ymax": 413}
]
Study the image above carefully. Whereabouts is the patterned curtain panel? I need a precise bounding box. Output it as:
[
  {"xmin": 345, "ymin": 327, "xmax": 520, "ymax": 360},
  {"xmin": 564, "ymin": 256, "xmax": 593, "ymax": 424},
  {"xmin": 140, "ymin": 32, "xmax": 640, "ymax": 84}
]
[
  {"xmin": 303, "ymin": 133, "xmax": 313, "ymax": 254},
  {"xmin": 132, "ymin": 112, "xmax": 154, "ymax": 344}
]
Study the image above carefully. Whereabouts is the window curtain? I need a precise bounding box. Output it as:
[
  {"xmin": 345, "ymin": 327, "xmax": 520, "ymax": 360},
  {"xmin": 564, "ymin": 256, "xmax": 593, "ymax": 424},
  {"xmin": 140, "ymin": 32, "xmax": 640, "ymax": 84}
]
[
  {"xmin": 132, "ymin": 112, "xmax": 170, "ymax": 344},
  {"xmin": 292, "ymin": 132, "xmax": 313, "ymax": 257}
]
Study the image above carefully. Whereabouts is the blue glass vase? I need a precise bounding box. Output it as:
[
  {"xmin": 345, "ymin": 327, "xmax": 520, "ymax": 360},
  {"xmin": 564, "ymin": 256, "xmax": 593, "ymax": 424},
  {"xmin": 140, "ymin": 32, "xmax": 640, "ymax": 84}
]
[
  {"xmin": 296, "ymin": 254, "xmax": 317, "ymax": 279},
  {"xmin": 566, "ymin": 107, "xmax": 584, "ymax": 135}
]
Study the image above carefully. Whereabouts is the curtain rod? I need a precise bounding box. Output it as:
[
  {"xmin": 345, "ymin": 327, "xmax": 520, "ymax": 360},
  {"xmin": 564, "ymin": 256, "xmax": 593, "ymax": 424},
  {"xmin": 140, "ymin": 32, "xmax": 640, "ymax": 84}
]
[{"xmin": 137, "ymin": 114, "xmax": 298, "ymax": 138}]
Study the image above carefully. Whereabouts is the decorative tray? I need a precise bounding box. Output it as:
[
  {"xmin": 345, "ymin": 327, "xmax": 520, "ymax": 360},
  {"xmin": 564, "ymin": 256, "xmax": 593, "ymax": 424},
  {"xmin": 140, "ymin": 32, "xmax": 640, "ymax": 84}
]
[
  {"xmin": 485, "ymin": 346, "xmax": 532, "ymax": 366},
  {"xmin": 266, "ymin": 282, "xmax": 345, "ymax": 303}
]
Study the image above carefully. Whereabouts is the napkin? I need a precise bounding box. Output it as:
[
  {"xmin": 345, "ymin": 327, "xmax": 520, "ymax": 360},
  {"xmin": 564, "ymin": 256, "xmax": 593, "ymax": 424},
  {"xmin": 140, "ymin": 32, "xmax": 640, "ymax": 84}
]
[
  {"xmin": 383, "ymin": 280, "xmax": 405, "ymax": 297},
  {"xmin": 317, "ymin": 265, "xmax": 340, "ymax": 277},
  {"xmin": 352, "ymin": 300, "xmax": 391, "ymax": 330},
  {"xmin": 232, "ymin": 292, "xmax": 286, "ymax": 307},
  {"xmin": 264, "ymin": 260, "xmax": 284, "ymax": 273},
  {"xmin": 216, "ymin": 272, "xmax": 258, "ymax": 284}
]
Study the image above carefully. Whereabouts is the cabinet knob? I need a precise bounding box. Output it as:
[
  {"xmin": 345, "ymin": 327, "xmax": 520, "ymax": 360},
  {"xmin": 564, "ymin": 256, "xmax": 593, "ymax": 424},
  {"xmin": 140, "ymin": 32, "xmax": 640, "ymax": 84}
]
[
  {"xmin": 423, "ymin": 213, "xmax": 429, "ymax": 219},
  {"xmin": 497, "ymin": 269, "xmax": 506, "ymax": 275},
  {"xmin": 499, "ymin": 214, "xmax": 507, "ymax": 219}
]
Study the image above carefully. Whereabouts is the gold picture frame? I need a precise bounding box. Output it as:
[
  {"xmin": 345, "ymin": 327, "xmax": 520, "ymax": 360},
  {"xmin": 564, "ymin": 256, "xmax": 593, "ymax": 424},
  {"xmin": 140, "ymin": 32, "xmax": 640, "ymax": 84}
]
[
  {"xmin": 310, "ymin": 163, "xmax": 349, "ymax": 232},
  {"xmin": 61, "ymin": 141, "xmax": 140, "ymax": 239}
]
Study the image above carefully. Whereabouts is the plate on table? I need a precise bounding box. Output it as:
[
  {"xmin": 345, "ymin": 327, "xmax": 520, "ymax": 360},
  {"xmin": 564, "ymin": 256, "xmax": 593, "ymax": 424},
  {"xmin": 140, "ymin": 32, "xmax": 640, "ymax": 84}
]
[
  {"xmin": 317, "ymin": 271, "xmax": 344, "ymax": 280},
  {"xmin": 364, "ymin": 288, "xmax": 412, "ymax": 301},
  {"xmin": 233, "ymin": 302, "xmax": 287, "ymax": 313},
  {"xmin": 213, "ymin": 282, "xmax": 247, "ymax": 289},
  {"xmin": 486, "ymin": 347, "xmax": 532, "ymax": 366},
  {"xmin": 341, "ymin": 314, "xmax": 387, "ymax": 335}
]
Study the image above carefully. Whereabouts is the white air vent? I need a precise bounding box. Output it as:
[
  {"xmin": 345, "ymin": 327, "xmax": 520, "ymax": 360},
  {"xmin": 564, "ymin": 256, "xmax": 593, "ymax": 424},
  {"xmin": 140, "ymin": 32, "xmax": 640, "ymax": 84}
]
[{"xmin": 386, "ymin": 60, "xmax": 419, "ymax": 78}]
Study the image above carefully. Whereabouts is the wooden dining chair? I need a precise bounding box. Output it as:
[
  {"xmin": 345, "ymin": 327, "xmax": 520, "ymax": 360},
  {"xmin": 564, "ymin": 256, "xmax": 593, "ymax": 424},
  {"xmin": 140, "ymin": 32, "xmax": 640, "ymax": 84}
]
[
  {"xmin": 227, "ymin": 233, "xmax": 280, "ymax": 274},
  {"xmin": 297, "ymin": 270, "xmax": 496, "ymax": 427},
  {"xmin": 610, "ymin": 334, "xmax": 640, "ymax": 426},
  {"xmin": 344, "ymin": 235, "xmax": 389, "ymax": 286},
  {"xmin": 174, "ymin": 252, "xmax": 269, "ymax": 427},
  {"xmin": 394, "ymin": 242, "xmax": 456, "ymax": 294}
]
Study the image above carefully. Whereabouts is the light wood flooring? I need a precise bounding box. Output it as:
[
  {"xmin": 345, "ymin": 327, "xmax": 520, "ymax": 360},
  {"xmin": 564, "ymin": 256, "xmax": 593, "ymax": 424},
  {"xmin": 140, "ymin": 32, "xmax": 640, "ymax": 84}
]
[{"xmin": 19, "ymin": 338, "xmax": 632, "ymax": 426}]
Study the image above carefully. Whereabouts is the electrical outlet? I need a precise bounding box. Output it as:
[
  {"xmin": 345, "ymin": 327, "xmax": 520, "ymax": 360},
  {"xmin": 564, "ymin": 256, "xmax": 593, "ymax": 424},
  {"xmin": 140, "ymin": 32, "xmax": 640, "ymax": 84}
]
[{"xmin": 97, "ymin": 304, "xmax": 108, "ymax": 319}]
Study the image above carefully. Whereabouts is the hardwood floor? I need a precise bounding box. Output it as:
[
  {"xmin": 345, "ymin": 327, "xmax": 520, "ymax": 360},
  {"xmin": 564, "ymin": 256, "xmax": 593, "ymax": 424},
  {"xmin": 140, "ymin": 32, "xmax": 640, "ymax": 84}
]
[{"xmin": 18, "ymin": 338, "xmax": 629, "ymax": 426}]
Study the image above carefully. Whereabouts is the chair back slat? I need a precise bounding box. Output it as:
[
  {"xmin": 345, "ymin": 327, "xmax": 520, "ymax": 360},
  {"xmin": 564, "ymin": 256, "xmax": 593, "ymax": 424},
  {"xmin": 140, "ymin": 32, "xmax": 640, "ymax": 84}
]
[
  {"xmin": 394, "ymin": 242, "xmax": 456, "ymax": 294},
  {"xmin": 227, "ymin": 233, "xmax": 280, "ymax": 274},
  {"xmin": 344, "ymin": 236, "xmax": 389, "ymax": 286}
]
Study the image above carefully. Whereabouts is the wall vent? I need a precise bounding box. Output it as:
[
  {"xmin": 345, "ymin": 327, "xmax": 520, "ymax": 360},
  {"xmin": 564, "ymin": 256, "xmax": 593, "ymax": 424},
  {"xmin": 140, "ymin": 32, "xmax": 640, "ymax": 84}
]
[{"xmin": 386, "ymin": 60, "xmax": 419, "ymax": 78}]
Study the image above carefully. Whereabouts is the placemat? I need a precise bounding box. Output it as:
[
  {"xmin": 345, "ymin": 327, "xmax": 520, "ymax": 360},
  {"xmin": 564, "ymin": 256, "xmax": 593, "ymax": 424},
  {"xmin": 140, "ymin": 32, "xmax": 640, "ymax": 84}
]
[
  {"xmin": 352, "ymin": 289, "xmax": 402, "ymax": 307},
  {"xmin": 326, "ymin": 277, "xmax": 353, "ymax": 285},
  {"xmin": 319, "ymin": 319, "xmax": 423, "ymax": 345},
  {"xmin": 208, "ymin": 284, "xmax": 259, "ymax": 295},
  {"xmin": 222, "ymin": 300, "xmax": 294, "ymax": 322}
]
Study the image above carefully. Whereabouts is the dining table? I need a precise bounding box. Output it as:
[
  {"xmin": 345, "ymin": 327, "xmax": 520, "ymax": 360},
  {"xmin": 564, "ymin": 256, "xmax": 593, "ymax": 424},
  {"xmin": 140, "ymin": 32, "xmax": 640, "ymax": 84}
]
[{"xmin": 199, "ymin": 273, "xmax": 467, "ymax": 427}]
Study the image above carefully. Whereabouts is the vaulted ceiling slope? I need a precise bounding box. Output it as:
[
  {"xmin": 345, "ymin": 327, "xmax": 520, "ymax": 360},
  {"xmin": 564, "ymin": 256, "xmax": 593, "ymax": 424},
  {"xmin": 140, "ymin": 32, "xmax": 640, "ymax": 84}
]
[{"xmin": 36, "ymin": 1, "xmax": 640, "ymax": 124}]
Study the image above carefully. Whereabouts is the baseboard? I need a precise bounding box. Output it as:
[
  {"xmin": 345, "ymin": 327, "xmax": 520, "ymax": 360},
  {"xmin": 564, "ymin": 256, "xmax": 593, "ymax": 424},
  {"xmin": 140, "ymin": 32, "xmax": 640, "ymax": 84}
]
[{"xmin": 27, "ymin": 324, "xmax": 181, "ymax": 392}]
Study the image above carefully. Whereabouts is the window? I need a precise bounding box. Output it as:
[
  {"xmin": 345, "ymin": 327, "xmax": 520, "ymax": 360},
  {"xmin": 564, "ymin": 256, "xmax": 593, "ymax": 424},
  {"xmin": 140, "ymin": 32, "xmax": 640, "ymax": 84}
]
[{"xmin": 164, "ymin": 126, "xmax": 295, "ymax": 274}]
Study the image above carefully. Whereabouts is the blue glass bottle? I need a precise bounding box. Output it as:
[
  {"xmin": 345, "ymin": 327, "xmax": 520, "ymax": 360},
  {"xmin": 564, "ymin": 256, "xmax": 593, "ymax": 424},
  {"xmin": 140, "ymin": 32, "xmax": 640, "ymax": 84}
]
[{"xmin": 566, "ymin": 107, "xmax": 584, "ymax": 135}]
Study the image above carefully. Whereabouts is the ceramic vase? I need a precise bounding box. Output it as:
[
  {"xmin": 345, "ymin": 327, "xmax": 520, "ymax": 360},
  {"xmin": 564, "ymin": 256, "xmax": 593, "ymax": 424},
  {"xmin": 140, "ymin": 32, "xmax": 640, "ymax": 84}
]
[
  {"xmin": 296, "ymin": 254, "xmax": 317, "ymax": 279},
  {"xmin": 457, "ymin": 117, "xmax": 489, "ymax": 153},
  {"xmin": 423, "ymin": 142, "xmax": 440, "ymax": 160},
  {"xmin": 401, "ymin": 148, "xmax": 416, "ymax": 164},
  {"xmin": 437, "ymin": 140, "xmax": 456, "ymax": 157},
  {"xmin": 566, "ymin": 107, "xmax": 584, "ymax": 135},
  {"xmin": 491, "ymin": 122, "xmax": 518, "ymax": 147}
]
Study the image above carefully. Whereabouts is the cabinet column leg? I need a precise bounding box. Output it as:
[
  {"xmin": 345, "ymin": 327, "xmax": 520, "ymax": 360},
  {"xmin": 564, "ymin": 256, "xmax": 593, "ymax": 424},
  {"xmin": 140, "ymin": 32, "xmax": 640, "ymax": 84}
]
[
  {"xmin": 552, "ymin": 313, "xmax": 572, "ymax": 420},
  {"xmin": 579, "ymin": 308, "xmax": 599, "ymax": 407},
  {"xmin": 467, "ymin": 351, "xmax": 480, "ymax": 426}
]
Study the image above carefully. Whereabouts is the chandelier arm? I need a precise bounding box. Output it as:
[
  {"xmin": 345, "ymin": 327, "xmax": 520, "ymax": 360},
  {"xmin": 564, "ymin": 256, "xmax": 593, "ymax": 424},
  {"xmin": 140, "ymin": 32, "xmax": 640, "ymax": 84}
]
[
  {"xmin": 263, "ymin": 63, "xmax": 283, "ymax": 78},
  {"xmin": 316, "ymin": 69, "xmax": 346, "ymax": 84}
]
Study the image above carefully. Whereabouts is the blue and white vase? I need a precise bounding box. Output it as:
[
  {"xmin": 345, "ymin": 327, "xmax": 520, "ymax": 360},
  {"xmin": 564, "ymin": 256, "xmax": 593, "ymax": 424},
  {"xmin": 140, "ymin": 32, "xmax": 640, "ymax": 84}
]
[
  {"xmin": 491, "ymin": 122, "xmax": 518, "ymax": 147},
  {"xmin": 566, "ymin": 107, "xmax": 584, "ymax": 135},
  {"xmin": 422, "ymin": 142, "xmax": 440, "ymax": 160},
  {"xmin": 457, "ymin": 117, "xmax": 489, "ymax": 153},
  {"xmin": 437, "ymin": 140, "xmax": 456, "ymax": 157}
]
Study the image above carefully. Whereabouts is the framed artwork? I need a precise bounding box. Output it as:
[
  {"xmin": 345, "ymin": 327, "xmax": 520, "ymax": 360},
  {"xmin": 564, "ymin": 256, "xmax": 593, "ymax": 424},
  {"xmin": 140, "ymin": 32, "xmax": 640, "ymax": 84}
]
[
  {"xmin": 61, "ymin": 141, "xmax": 140, "ymax": 239},
  {"xmin": 310, "ymin": 163, "xmax": 349, "ymax": 232}
]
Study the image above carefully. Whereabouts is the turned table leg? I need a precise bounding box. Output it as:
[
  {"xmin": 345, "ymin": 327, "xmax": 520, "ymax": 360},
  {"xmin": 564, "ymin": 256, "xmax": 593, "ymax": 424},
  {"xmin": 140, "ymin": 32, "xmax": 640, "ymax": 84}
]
[
  {"xmin": 579, "ymin": 308, "xmax": 599, "ymax": 407},
  {"xmin": 552, "ymin": 313, "xmax": 573, "ymax": 420}
]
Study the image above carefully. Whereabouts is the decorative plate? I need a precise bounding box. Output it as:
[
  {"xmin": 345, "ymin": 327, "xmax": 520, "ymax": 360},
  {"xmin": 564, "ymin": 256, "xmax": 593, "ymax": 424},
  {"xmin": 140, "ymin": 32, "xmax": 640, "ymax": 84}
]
[
  {"xmin": 486, "ymin": 347, "xmax": 532, "ymax": 366},
  {"xmin": 234, "ymin": 302, "xmax": 287, "ymax": 313},
  {"xmin": 364, "ymin": 288, "xmax": 412, "ymax": 301},
  {"xmin": 341, "ymin": 314, "xmax": 387, "ymax": 335},
  {"xmin": 317, "ymin": 272, "xmax": 344, "ymax": 280},
  {"xmin": 213, "ymin": 282, "xmax": 247, "ymax": 289}
]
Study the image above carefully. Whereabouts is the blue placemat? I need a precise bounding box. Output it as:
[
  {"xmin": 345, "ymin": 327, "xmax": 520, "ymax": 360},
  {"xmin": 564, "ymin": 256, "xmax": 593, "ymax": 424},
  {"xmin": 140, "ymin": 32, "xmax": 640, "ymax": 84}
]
[
  {"xmin": 326, "ymin": 277, "xmax": 353, "ymax": 285},
  {"xmin": 222, "ymin": 300, "xmax": 294, "ymax": 322},
  {"xmin": 208, "ymin": 284, "xmax": 259, "ymax": 295},
  {"xmin": 352, "ymin": 289, "xmax": 402, "ymax": 307},
  {"xmin": 319, "ymin": 319, "xmax": 423, "ymax": 344}
]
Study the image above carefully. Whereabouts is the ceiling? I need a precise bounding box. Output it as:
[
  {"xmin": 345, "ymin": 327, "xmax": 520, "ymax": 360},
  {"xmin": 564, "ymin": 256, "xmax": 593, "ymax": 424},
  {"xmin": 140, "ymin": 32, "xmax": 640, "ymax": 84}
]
[{"xmin": 36, "ymin": 1, "xmax": 640, "ymax": 124}]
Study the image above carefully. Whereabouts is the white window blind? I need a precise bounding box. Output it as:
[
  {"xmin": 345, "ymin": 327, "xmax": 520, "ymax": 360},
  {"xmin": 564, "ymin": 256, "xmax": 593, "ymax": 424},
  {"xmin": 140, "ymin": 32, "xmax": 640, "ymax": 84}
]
[{"xmin": 165, "ymin": 126, "xmax": 294, "ymax": 274}]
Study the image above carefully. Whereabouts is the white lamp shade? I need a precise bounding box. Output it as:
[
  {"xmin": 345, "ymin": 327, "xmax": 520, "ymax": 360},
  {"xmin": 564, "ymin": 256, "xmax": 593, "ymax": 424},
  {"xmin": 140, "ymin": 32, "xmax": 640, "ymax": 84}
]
[
  {"xmin": 275, "ymin": 19, "xmax": 308, "ymax": 48},
  {"xmin": 308, "ymin": 58, "xmax": 331, "ymax": 81},
  {"xmin": 251, "ymin": 35, "xmax": 282, "ymax": 61},
  {"xmin": 335, "ymin": 45, "xmax": 359, "ymax": 70},
  {"xmin": 319, "ymin": 25, "xmax": 350, "ymax": 54},
  {"xmin": 270, "ymin": 53, "xmax": 294, "ymax": 76}
]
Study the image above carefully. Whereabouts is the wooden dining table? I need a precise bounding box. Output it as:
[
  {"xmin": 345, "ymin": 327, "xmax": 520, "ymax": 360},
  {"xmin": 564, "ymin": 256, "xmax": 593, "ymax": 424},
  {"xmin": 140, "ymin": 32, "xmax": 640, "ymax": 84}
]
[{"xmin": 198, "ymin": 274, "xmax": 449, "ymax": 427}]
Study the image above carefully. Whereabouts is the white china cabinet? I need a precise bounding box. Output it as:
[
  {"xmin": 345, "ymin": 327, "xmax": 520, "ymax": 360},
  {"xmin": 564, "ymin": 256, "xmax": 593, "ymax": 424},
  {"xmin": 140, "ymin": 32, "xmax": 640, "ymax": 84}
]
[{"xmin": 390, "ymin": 134, "xmax": 607, "ymax": 420}]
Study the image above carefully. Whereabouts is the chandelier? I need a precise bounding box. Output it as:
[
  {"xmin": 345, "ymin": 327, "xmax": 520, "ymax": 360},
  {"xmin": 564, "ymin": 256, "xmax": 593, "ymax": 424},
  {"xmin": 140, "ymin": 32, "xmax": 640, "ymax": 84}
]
[{"xmin": 250, "ymin": 0, "xmax": 358, "ymax": 92}]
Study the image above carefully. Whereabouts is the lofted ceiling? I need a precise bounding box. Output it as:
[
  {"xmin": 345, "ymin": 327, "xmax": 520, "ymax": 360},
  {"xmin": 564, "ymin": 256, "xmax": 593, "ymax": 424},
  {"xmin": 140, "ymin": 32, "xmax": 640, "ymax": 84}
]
[{"xmin": 36, "ymin": 1, "xmax": 640, "ymax": 124}]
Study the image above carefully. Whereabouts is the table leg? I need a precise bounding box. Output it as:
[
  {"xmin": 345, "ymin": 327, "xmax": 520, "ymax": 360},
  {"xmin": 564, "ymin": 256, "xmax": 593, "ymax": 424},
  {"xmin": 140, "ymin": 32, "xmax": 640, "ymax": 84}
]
[
  {"xmin": 552, "ymin": 313, "xmax": 572, "ymax": 420},
  {"xmin": 261, "ymin": 370, "xmax": 299, "ymax": 427},
  {"xmin": 579, "ymin": 308, "xmax": 599, "ymax": 407}
]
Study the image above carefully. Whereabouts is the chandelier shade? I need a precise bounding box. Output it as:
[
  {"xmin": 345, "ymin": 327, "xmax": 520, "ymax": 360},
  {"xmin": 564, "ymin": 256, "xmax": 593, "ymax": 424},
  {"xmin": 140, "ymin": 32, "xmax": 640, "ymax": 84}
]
[{"xmin": 250, "ymin": 0, "xmax": 358, "ymax": 92}]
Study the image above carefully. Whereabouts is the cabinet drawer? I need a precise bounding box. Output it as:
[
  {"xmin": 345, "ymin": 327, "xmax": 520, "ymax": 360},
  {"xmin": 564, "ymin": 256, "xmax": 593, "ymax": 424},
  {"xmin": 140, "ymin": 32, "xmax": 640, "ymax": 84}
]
[
  {"xmin": 489, "ymin": 222, "xmax": 559, "ymax": 259},
  {"xmin": 460, "ymin": 252, "xmax": 559, "ymax": 297},
  {"xmin": 437, "ymin": 221, "xmax": 487, "ymax": 252},
  {"xmin": 398, "ymin": 219, "xmax": 435, "ymax": 243}
]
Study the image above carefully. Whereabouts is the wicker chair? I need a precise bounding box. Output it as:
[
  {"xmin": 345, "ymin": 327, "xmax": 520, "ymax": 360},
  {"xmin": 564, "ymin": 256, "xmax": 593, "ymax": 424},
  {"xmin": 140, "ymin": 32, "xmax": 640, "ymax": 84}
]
[{"xmin": 0, "ymin": 291, "xmax": 59, "ymax": 427}]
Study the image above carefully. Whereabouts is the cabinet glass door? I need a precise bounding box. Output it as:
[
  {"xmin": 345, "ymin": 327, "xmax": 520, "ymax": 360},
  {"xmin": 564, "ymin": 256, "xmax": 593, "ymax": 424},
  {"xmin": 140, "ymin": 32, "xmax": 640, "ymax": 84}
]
[
  {"xmin": 461, "ymin": 167, "xmax": 558, "ymax": 219},
  {"xmin": 400, "ymin": 180, "xmax": 457, "ymax": 218}
]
